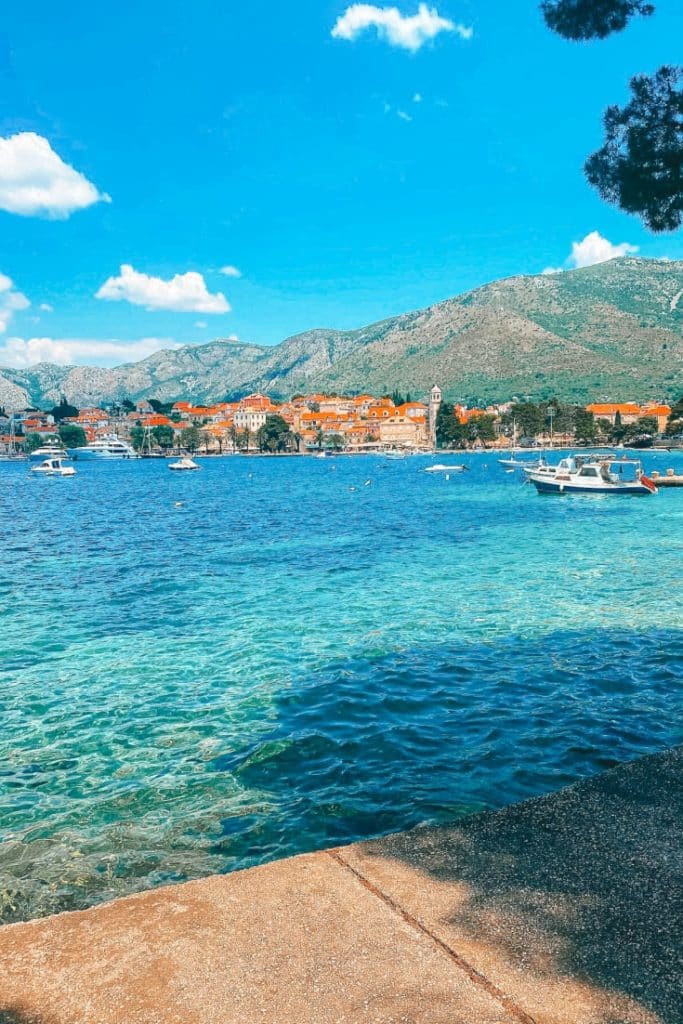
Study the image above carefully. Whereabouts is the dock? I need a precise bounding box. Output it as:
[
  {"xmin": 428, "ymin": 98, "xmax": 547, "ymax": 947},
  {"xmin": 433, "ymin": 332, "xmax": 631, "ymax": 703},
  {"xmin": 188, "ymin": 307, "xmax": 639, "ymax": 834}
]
[{"xmin": 0, "ymin": 746, "xmax": 680, "ymax": 1024}]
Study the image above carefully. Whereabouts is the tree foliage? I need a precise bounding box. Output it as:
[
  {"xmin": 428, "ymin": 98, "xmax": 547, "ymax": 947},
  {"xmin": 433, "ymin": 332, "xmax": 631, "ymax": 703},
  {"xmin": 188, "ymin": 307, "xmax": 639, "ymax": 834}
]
[
  {"xmin": 58, "ymin": 423, "xmax": 87, "ymax": 448},
  {"xmin": 541, "ymin": 0, "xmax": 653, "ymax": 40},
  {"xmin": 50, "ymin": 397, "xmax": 79, "ymax": 422},
  {"xmin": 585, "ymin": 66, "xmax": 683, "ymax": 232},
  {"xmin": 257, "ymin": 414, "xmax": 294, "ymax": 452},
  {"xmin": 541, "ymin": 0, "xmax": 681, "ymax": 232}
]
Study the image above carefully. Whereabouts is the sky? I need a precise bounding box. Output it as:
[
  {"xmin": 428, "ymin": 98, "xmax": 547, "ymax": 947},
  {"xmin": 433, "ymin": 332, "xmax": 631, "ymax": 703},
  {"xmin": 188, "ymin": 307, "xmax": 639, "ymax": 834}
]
[{"xmin": 0, "ymin": 0, "xmax": 681, "ymax": 369}]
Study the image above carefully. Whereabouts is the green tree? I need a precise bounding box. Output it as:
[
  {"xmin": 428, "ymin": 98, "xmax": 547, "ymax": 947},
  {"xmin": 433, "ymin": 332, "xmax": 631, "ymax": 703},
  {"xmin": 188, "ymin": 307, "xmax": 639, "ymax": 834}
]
[
  {"xmin": 541, "ymin": 1, "xmax": 681, "ymax": 231},
  {"xmin": 24, "ymin": 432, "xmax": 53, "ymax": 453},
  {"xmin": 257, "ymin": 414, "xmax": 293, "ymax": 452},
  {"xmin": 130, "ymin": 427, "xmax": 146, "ymax": 451},
  {"xmin": 467, "ymin": 414, "xmax": 496, "ymax": 444},
  {"xmin": 50, "ymin": 397, "xmax": 79, "ymax": 422},
  {"xmin": 148, "ymin": 399, "xmax": 174, "ymax": 414},
  {"xmin": 121, "ymin": 399, "xmax": 135, "ymax": 413},
  {"xmin": 152, "ymin": 425, "xmax": 174, "ymax": 449},
  {"xmin": 665, "ymin": 396, "xmax": 683, "ymax": 435},
  {"xmin": 574, "ymin": 408, "xmax": 597, "ymax": 442},
  {"xmin": 327, "ymin": 432, "xmax": 345, "ymax": 450},
  {"xmin": 58, "ymin": 423, "xmax": 87, "ymax": 448},
  {"xmin": 184, "ymin": 426, "xmax": 201, "ymax": 452}
]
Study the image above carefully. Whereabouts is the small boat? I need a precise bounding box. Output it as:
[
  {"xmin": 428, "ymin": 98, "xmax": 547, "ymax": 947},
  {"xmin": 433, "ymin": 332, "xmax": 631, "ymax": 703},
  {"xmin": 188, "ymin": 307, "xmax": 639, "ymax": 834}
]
[
  {"xmin": 168, "ymin": 456, "xmax": 200, "ymax": 471},
  {"xmin": 384, "ymin": 450, "xmax": 407, "ymax": 460},
  {"xmin": 424, "ymin": 463, "xmax": 468, "ymax": 473},
  {"xmin": 528, "ymin": 456, "xmax": 657, "ymax": 495},
  {"xmin": 31, "ymin": 457, "xmax": 76, "ymax": 477}
]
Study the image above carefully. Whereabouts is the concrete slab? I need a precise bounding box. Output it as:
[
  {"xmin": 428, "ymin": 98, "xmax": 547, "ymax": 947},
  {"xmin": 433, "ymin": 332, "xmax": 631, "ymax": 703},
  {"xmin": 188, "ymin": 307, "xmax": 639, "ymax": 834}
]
[
  {"xmin": 0, "ymin": 851, "xmax": 518, "ymax": 1024},
  {"xmin": 0, "ymin": 747, "xmax": 680, "ymax": 1024},
  {"xmin": 344, "ymin": 746, "xmax": 683, "ymax": 1024}
]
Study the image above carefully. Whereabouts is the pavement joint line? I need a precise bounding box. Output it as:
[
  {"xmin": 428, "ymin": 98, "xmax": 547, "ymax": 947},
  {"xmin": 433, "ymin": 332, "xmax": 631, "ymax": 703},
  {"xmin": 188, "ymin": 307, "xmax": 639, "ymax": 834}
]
[{"xmin": 326, "ymin": 848, "xmax": 538, "ymax": 1024}]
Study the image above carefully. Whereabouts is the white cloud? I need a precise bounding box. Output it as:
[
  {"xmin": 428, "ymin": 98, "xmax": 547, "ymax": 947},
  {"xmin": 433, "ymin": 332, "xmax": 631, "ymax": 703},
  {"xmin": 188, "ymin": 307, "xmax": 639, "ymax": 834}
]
[
  {"xmin": 195, "ymin": 320, "xmax": 208, "ymax": 328},
  {"xmin": 570, "ymin": 230, "xmax": 639, "ymax": 268},
  {"xmin": 219, "ymin": 265, "xmax": 242, "ymax": 278},
  {"xmin": 331, "ymin": 4, "xmax": 471, "ymax": 51},
  {"xmin": 397, "ymin": 109, "xmax": 413, "ymax": 122},
  {"xmin": 413, "ymin": 92, "xmax": 423, "ymax": 102},
  {"xmin": 39, "ymin": 302, "xmax": 53, "ymax": 312},
  {"xmin": 0, "ymin": 132, "xmax": 110, "ymax": 218},
  {"xmin": 542, "ymin": 231, "xmax": 639, "ymax": 275},
  {"xmin": 96, "ymin": 264, "xmax": 230, "ymax": 313},
  {"xmin": 0, "ymin": 336, "xmax": 180, "ymax": 369},
  {"xmin": 0, "ymin": 272, "xmax": 30, "ymax": 333}
]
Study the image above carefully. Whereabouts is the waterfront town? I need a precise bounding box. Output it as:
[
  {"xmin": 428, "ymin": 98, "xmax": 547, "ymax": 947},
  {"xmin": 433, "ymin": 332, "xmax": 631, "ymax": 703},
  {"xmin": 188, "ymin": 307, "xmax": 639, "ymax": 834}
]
[{"xmin": 0, "ymin": 388, "xmax": 680, "ymax": 456}]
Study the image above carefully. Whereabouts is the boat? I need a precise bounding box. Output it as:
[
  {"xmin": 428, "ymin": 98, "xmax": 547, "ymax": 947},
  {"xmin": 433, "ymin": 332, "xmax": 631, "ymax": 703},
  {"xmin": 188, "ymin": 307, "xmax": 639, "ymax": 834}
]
[
  {"xmin": 28, "ymin": 444, "xmax": 70, "ymax": 462},
  {"xmin": 168, "ymin": 456, "xmax": 200, "ymax": 471},
  {"xmin": 527, "ymin": 456, "xmax": 657, "ymax": 495},
  {"xmin": 384, "ymin": 450, "xmax": 407, "ymax": 460},
  {"xmin": 31, "ymin": 457, "xmax": 76, "ymax": 477},
  {"xmin": 424, "ymin": 463, "xmax": 468, "ymax": 473},
  {"xmin": 67, "ymin": 434, "xmax": 138, "ymax": 460}
]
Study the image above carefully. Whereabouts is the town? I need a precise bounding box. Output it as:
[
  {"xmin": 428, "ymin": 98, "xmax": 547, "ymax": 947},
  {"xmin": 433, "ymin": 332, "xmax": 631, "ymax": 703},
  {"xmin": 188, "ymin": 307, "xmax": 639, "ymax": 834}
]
[{"xmin": 1, "ymin": 388, "xmax": 681, "ymax": 457}]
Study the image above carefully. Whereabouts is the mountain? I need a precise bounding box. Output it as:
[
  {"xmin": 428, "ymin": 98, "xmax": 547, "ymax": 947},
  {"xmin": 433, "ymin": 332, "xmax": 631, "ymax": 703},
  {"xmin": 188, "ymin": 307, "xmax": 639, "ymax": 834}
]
[{"xmin": 1, "ymin": 257, "xmax": 682, "ymax": 411}]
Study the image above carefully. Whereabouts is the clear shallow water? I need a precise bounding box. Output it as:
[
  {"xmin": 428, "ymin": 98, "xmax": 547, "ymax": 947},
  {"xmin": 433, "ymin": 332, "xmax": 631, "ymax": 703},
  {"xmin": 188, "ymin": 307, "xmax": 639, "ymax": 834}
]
[{"xmin": 1, "ymin": 450, "xmax": 682, "ymax": 922}]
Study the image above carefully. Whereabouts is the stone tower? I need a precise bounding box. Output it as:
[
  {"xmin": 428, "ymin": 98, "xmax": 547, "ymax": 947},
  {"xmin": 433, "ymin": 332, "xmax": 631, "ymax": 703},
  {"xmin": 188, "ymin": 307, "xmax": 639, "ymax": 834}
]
[{"xmin": 428, "ymin": 384, "xmax": 442, "ymax": 448}]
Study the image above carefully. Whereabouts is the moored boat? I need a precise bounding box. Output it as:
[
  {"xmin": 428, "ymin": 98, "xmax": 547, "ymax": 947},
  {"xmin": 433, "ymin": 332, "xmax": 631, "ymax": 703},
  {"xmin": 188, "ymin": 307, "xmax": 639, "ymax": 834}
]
[
  {"xmin": 31, "ymin": 457, "xmax": 76, "ymax": 477},
  {"xmin": 28, "ymin": 444, "xmax": 70, "ymax": 462},
  {"xmin": 528, "ymin": 456, "xmax": 657, "ymax": 495},
  {"xmin": 67, "ymin": 434, "xmax": 138, "ymax": 459},
  {"xmin": 168, "ymin": 456, "xmax": 200, "ymax": 471}
]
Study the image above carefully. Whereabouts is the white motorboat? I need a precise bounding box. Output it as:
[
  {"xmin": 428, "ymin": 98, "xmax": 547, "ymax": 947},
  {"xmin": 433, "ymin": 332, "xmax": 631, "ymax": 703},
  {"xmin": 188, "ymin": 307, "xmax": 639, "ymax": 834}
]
[
  {"xmin": 528, "ymin": 456, "xmax": 657, "ymax": 495},
  {"xmin": 168, "ymin": 456, "xmax": 200, "ymax": 471},
  {"xmin": 31, "ymin": 457, "xmax": 76, "ymax": 477},
  {"xmin": 424, "ymin": 463, "xmax": 468, "ymax": 473},
  {"xmin": 67, "ymin": 434, "xmax": 138, "ymax": 459},
  {"xmin": 28, "ymin": 444, "xmax": 70, "ymax": 462}
]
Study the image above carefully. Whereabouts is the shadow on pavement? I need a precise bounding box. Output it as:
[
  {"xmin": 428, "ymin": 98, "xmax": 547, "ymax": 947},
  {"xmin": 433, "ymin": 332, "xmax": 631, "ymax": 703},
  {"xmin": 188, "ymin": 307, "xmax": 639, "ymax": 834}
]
[{"xmin": 353, "ymin": 746, "xmax": 682, "ymax": 1024}]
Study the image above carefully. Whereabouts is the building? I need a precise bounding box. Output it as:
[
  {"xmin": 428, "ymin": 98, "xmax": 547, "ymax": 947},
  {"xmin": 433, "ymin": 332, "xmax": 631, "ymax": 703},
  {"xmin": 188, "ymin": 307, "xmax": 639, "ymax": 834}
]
[{"xmin": 428, "ymin": 385, "xmax": 442, "ymax": 447}]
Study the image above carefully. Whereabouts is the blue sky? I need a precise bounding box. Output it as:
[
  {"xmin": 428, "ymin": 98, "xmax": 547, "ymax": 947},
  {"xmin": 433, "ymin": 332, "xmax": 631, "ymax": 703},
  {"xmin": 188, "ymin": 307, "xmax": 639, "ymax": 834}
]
[{"xmin": 0, "ymin": 0, "xmax": 681, "ymax": 368}]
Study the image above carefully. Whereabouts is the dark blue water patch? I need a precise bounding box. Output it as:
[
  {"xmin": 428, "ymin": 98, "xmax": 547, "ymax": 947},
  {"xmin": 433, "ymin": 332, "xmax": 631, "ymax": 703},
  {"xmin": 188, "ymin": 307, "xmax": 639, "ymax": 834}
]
[{"xmin": 211, "ymin": 628, "xmax": 683, "ymax": 870}]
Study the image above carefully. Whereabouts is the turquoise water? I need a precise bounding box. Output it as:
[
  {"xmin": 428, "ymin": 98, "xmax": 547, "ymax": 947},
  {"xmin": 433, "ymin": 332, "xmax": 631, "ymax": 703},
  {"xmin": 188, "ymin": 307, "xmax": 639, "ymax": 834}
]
[{"xmin": 1, "ymin": 450, "xmax": 682, "ymax": 922}]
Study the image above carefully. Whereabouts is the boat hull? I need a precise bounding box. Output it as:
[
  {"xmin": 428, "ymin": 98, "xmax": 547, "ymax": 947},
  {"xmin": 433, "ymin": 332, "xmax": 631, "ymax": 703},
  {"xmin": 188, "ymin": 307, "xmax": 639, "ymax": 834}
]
[{"xmin": 531, "ymin": 477, "xmax": 652, "ymax": 495}]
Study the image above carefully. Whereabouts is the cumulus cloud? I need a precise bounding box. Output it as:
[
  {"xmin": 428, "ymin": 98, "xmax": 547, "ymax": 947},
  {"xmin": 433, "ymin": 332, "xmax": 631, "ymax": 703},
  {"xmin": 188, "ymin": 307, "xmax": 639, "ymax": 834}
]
[
  {"xmin": 570, "ymin": 230, "xmax": 639, "ymax": 268},
  {"xmin": 195, "ymin": 320, "xmax": 208, "ymax": 328},
  {"xmin": 542, "ymin": 231, "xmax": 639, "ymax": 275},
  {"xmin": 96, "ymin": 264, "xmax": 230, "ymax": 313},
  {"xmin": 39, "ymin": 302, "xmax": 53, "ymax": 312},
  {"xmin": 331, "ymin": 3, "xmax": 471, "ymax": 51},
  {"xmin": 0, "ymin": 272, "xmax": 30, "ymax": 333},
  {"xmin": 397, "ymin": 109, "xmax": 413, "ymax": 122},
  {"xmin": 413, "ymin": 92, "xmax": 423, "ymax": 102},
  {"xmin": 0, "ymin": 336, "xmax": 180, "ymax": 369},
  {"xmin": 219, "ymin": 265, "xmax": 242, "ymax": 278},
  {"xmin": 0, "ymin": 132, "xmax": 110, "ymax": 218}
]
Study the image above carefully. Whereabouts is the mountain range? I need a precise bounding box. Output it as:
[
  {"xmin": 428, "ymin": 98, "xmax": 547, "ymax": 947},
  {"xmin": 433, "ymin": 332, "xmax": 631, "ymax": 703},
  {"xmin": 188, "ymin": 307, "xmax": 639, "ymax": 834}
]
[{"xmin": 1, "ymin": 257, "xmax": 681, "ymax": 411}]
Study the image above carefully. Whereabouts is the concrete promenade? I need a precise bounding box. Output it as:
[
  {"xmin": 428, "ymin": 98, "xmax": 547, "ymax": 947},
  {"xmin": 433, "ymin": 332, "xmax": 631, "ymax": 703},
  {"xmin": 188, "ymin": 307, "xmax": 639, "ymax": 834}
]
[{"xmin": 0, "ymin": 747, "xmax": 680, "ymax": 1024}]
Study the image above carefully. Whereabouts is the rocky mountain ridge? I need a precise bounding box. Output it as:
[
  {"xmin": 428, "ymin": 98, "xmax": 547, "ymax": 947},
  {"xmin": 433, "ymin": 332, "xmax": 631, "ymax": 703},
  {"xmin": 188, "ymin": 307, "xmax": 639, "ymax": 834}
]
[{"xmin": 1, "ymin": 257, "xmax": 681, "ymax": 411}]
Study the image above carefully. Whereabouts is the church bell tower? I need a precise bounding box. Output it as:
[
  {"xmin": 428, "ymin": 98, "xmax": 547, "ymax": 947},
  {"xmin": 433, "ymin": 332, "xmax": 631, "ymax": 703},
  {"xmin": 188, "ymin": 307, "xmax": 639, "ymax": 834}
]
[{"xmin": 428, "ymin": 384, "xmax": 442, "ymax": 448}]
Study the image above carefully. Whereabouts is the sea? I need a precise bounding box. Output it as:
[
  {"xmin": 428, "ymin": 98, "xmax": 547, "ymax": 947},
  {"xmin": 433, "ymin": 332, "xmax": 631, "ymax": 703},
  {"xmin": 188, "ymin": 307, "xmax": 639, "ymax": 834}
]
[{"xmin": 1, "ymin": 449, "xmax": 682, "ymax": 922}]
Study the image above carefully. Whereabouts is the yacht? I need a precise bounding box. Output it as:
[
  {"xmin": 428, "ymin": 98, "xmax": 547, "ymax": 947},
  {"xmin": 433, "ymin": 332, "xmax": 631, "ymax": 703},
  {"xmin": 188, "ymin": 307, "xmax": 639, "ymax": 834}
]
[
  {"xmin": 28, "ymin": 443, "xmax": 70, "ymax": 462},
  {"xmin": 31, "ymin": 457, "xmax": 76, "ymax": 477},
  {"xmin": 67, "ymin": 434, "xmax": 138, "ymax": 460},
  {"xmin": 527, "ymin": 456, "xmax": 657, "ymax": 495}
]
